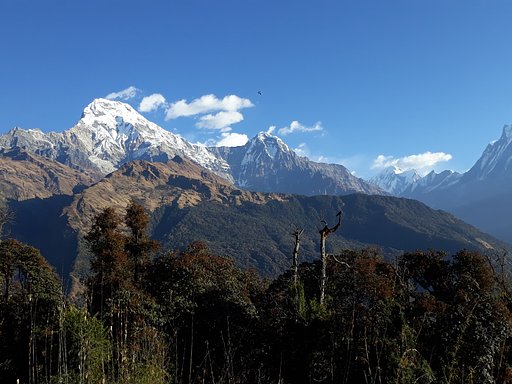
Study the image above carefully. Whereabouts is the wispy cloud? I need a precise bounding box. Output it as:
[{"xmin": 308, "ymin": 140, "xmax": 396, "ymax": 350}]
[
  {"xmin": 196, "ymin": 111, "xmax": 244, "ymax": 131},
  {"xmin": 105, "ymin": 86, "xmax": 140, "ymax": 101},
  {"xmin": 215, "ymin": 132, "xmax": 249, "ymax": 147},
  {"xmin": 278, "ymin": 120, "xmax": 323, "ymax": 136},
  {"xmin": 292, "ymin": 143, "xmax": 335, "ymax": 163},
  {"xmin": 291, "ymin": 146, "xmax": 369, "ymax": 176},
  {"xmin": 139, "ymin": 93, "xmax": 167, "ymax": 113},
  {"xmin": 294, "ymin": 143, "xmax": 309, "ymax": 157},
  {"xmin": 372, "ymin": 151, "xmax": 453, "ymax": 174},
  {"xmin": 166, "ymin": 94, "xmax": 253, "ymax": 120}
]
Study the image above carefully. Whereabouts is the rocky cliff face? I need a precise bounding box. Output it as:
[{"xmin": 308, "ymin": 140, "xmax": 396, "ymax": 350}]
[
  {"xmin": 0, "ymin": 147, "xmax": 95, "ymax": 200},
  {"xmin": 211, "ymin": 132, "xmax": 383, "ymax": 195},
  {"xmin": 63, "ymin": 155, "xmax": 280, "ymax": 233}
]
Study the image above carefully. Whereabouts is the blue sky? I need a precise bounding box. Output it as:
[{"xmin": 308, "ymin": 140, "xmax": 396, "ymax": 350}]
[{"xmin": 2, "ymin": 1, "xmax": 512, "ymax": 178}]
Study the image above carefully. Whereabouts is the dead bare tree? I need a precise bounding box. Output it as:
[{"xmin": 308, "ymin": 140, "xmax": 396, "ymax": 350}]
[
  {"xmin": 319, "ymin": 211, "xmax": 342, "ymax": 305},
  {"xmin": 292, "ymin": 228, "xmax": 304, "ymax": 286}
]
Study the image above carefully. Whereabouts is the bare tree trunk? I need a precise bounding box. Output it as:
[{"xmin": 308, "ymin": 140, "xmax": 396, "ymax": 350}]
[
  {"xmin": 29, "ymin": 295, "xmax": 37, "ymax": 384},
  {"xmin": 319, "ymin": 230, "xmax": 328, "ymax": 305},
  {"xmin": 292, "ymin": 228, "xmax": 304, "ymax": 286},
  {"xmin": 189, "ymin": 314, "xmax": 194, "ymax": 384},
  {"xmin": 319, "ymin": 211, "xmax": 342, "ymax": 305}
]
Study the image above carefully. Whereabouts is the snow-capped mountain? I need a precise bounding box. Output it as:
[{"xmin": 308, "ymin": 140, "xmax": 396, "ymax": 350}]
[
  {"xmin": 398, "ymin": 124, "xmax": 512, "ymax": 204},
  {"xmin": 462, "ymin": 124, "xmax": 512, "ymax": 182},
  {"xmin": 403, "ymin": 169, "xmax": 461, "ymax": 196},
  {"xmin": 0, "ymin": 99, "xmax": 382, "ymax": 197},
  {"xmin": 0, "ymin": 98, "xmax": 231, "ymax": 180},
  {"xmin": 369, "ymin": 124, "xmax": 512, "ymax": 243},
  {"xmin": 369, "ymin": 167, "xmax": 421, "ymax": 195},
  {"xmin": 210, "ymin": 132, "xmax": 383, "ymax": 195},
  {"xmin": 6, "ymin": 98, "xmax": 512, "ymax": 243}
]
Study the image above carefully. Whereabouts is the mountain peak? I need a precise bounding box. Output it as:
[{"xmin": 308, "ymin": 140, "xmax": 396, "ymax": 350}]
[
  {"xmin": 255, "ymin": 131, "xmax": 282, "ymax": 142},
  {"xmin": 80, "ymin": 98, "xmax": 142, "ymax": 122},
  {"xmin": 250, "ymin": 131, "xmax": 291, "ymax": 157},
  {"xmin": 256, "ymin": 131, "xmax": 275, "ymax": 140},
  {"xmin": 369, "ymin": 167, "xmax": 421, "ymax": 195},
  {"xmin": 380, "ymin": 165, "xmax": 403, "ymax": 175},
  {"xmin": 465, "ymin": 124, "xmax": 512, "ymax": 180},
  {"xmin": 501, "ymin": 124, "xmax": 512, "ymax": 142},
  {"xmin": 0, "ymin": 98, "xmax": 232, "ymax": 179}
]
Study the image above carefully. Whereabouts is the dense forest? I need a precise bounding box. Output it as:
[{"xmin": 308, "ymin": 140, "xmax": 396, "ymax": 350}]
[{"xmin": 2, "ymin": 202, "xmax": 512, "ymax": 383}]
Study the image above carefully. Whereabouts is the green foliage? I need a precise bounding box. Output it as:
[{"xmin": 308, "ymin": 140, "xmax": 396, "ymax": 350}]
[
  {"xmin": 125, "ymin": 200, "xmax": 159, "ymax": 285},
  {"xmin": 0, "ymin": 239, "xmax": 62, "ymax": 383},
  {"xmin": 86, "ymin": 207, "xmax": 129, "ymax": 297},
  {"xmin": 400, "ymin": 250, "xmax": 512, "ymax": 384},
  {"xmin": 148, "ymin": 194, "xmax": 511, "ymax": 281},
  {"xmin": 82, "ymin": 205, "xmax": 168, "ymax": 384},
  {"xmin": 63, "ymin": 305, "xmax": 111, "ymax": 384},
  {"xmin": 290, "ymin": 281, "xmax": 307, "ymax": 320}
]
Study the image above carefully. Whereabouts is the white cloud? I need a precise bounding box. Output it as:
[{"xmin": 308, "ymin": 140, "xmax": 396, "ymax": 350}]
[
  {"xmin": 196, "ymin": 111, "xmax": 244, "ymax": 131},
  {"xmin": 278, "ymin": 120, "xmax": 323, "ymax": 136},
  {"xmin": 372, "ymin": 151, "xmax": 453, "ymax": 174},
  {"xmin": 139, "ymin": 93, "xmax": 167, "ymax": 113},
  {"xmin": 293, "ymin": 145, "xmax": 343, "ymax": 164},
  {"xmin": 105, "ymin": 86, "xmax": 139, "ymax": 101},
  {"xmin": 215, "ymin": 132, "xmax": 249, "ymax": 147},
  {"xmin": 266, "ymin": 126, "xmax": 276, "ymax": 135},
  {"xmin": 165, "ymin": 94, "xmax": 253, "ymax": 120}
]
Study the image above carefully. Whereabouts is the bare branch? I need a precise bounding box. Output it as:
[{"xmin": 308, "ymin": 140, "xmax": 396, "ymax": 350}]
[{"xmin": 330, "ymin": 254, "xmax": 351, "ymax": 269}]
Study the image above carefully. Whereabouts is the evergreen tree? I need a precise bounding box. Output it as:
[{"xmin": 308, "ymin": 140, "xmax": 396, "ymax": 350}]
[
  {"xmin": 125, "ymin": 201, "xmax": 159, "ymax": 285},
  {"xmin": 85, "ymin": 207, "xmax": 130, "ymax": 317},
  {"xmin": 0, "ymin": 239, "xmax": 61, "ymax": 383}
]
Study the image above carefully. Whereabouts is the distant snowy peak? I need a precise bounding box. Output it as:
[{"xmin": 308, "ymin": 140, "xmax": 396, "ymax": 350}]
[
  {"xmin": 255, "ymin": 132, "xmax": 290, "ymax": 150},
  {"xmin": 466, "ymin": 124, "xmax": 512, "ymax": 180},
  {"xmin": 209, "ymin": 131, "xmax": 383, "ymax": 195},
  {"xmin": 71, "ymin": 98, "xmax": 232, "ymax": 178},
  {"xmin": 234, "ymin": 132, "xmax": 295, "ymax": 187},
  {"xmin": 81, "ymin": 98, "xmax": 140, "ymax": 121},
  {"xmin": 78, "ymin": 99, "xmax": 169, "ymax": 140},
  {"xmin": 0, "ymin": 98, "xmax": 232, "ymax": 180},
  {"xmin": 244, "ymin": 132, "xmax": 293, "ymax": 162},
  {"xmin": 404, "ymin": 169, "xmax": 461, "ymax": 195},
  {"xmin": 369, "ymin": 167, "xmax": 421, "ymax": 195},
  {"xmin": 0, "ymin": 99, "xmax": 382, "ymax": 197}
]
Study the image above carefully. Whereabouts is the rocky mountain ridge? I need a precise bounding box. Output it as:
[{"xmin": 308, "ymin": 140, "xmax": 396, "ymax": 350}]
[
  {"xmin": 0, "ymin": 147, "xmax": 95, "ymax": 200},
  {"xmin": 369, "ymin": 167, "xmax": 422, "ymax": 195},
  {"xmin": 0, "ymin": 98, "xmax": 382, "ymax": 197},
  {"xmin": 0, "ymin": 98, "xmax": 231, "ymax": 180},
  {"xmin": 5, "ymin": 155, "xmax": 506, "ymax": 283},
  {"xmin": 210, "ymin": 132, "xmax": 382, "ymax": 195}
]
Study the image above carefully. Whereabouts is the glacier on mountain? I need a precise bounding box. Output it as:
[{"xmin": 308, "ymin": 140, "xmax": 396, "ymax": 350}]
[
  {"xmin": 369, "ymin": 166, "xmax": 421, "ymax": 195},
  {"xmin": 0, "ymin": 98, "xmax": 232, "ymax": 180}
]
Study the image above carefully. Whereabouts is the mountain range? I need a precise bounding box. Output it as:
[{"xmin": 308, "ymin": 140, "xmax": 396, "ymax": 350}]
[
  {"xmin": 0, "ymin": 98, "xmax": 382, "ymax": 196},
  {"xmin": 1, "ymin": 98, "xmax": 511, "ymax": 285},
  {"xmin": 6, "ymin": 154, "xmax": 507, "ymax": 286},
  {"xmin": 370, "ymin": 125, "xmax": 512, "ymax": 243}
]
